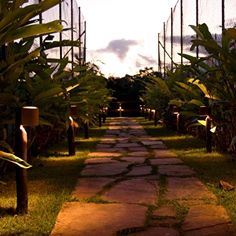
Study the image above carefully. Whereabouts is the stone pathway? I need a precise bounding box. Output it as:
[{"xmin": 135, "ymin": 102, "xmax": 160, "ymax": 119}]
[{"xmin": 51, "ymin": 117, "xmax": 236, "ymax": 236}]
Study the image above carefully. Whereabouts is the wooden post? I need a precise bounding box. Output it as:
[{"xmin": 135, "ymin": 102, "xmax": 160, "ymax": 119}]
[
  {"xmin": 99, "ymin": 114, "xmax": 102, "ymax": 127},
  {"xmin": 15, "ymin": 108, "xmax": 28, "ymax": 215},
  {"xmin": 67, "ymin": 117, "xmax": 75, "ymax": 156},
  {"xmin": 154, "ymin": 109, "xmax": 158, "ymax": 126},
  {"xmin": 206, "ymin": 116, "xmax": 212, "ymax": 153},
  {"xmin": 84, "ymin": 123, "xmax": 89, "ymax": 139}
]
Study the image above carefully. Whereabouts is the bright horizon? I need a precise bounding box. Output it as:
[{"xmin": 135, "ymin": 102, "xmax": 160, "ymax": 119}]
[{"xmin": 77, "ymin": 0, "xmax": 178, "ymax": 77}]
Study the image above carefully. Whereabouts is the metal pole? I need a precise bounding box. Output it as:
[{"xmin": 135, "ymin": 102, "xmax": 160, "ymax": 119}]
[
  {"xmin": 78, "ymin": 7, "xmax": 82, "ymax": 65},
  {"xmin": 158, "ymin": 33, "xmax": 161, "ymax": 72},
  {"xmin": 59, "ymin": 0, "xmax": 62, "ymax": 59},
  {"xmin": 83, "ymin": 21, "xmax": 87, "ymax": 64},
  {"xmin": 171, "ymin": 8, "xmax": 173, "ymax": 71},
  {"xmin": 180, "ymin": 0, "xmax": 183, "ymax": 65},
  {"xmin": 38, "ymin": 0, "xmax": 43, "ymax": 47},
  {"xmin": 222, "ymin": 0, "xmax": 225, "ymax": 32},
  {"xmin": 163, "ymin": 22, "xmax": 166, "ymax": 75},
  {"xmin": 196, "ymin": 0, "xmax": 199, "ymax": 58},
  {"xmin": 71, "ymin": 0, "xmax": 74, "ymax": 73}
]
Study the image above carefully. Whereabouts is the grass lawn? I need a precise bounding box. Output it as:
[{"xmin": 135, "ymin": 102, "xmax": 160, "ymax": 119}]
[
  {"xmin": 0, "ymin": 121, "xmax": 108, "ymax": 235},
  {"xmin": 138, "ymin": 117, "xmax": 236, "ymax": 227}
]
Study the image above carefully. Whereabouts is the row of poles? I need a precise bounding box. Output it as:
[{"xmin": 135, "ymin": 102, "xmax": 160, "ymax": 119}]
[
  {"xmin": 13, "ymin": 0, "xmax": 88, "ymax": 215},
  {"xmin": 158, "ymin": 0, "xmax": 227, "ymax": 73},
  {"xmin": 15, "ymin": 104, "xmax": 108, "ymax": 214},
  {"xmin": 38, "ymin": 0, "xmax": 87, "ymax": 68},
  {"xmin": 141, "ymin": 105, "xmax": 212, "ymax": 153}
]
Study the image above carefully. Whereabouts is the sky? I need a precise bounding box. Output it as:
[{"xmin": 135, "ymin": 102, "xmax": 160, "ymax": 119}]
[{"xmin": 77, "ymin": 0, "xmax": 178, "ymax": 77}]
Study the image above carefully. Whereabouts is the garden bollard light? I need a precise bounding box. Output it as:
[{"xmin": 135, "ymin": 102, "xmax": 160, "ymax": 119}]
[
  {"xmin": 15, "ymin": 106, "xmax": 39, "ymax": 215},
  {"xmin": 67, "ymin": 116, "xmax": 76, "ymax": 156},
  {"xmin": 206, "ymin": 115, "xmax": 212, "ymax": 153}
]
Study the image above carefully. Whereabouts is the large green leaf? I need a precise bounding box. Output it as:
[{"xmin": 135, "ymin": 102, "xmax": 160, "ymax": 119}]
[
  {"xmin": 2, "ymin": 21, "xmax": 62, "ymax": 43},
  {"xmin": 0, "ymin": 151, "xmax": 32, "ymax": 169}
]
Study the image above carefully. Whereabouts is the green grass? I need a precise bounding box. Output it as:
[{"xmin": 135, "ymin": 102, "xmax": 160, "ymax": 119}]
[
  {"xmin": 0, "ymin": 121, "xmax": 108, "ymax": 235},
  {"xmin": 138, "ymin": 118, "xmax": 236, "ymax": 227}
]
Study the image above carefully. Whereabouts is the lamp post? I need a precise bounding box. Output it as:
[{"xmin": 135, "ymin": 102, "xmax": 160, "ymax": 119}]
[
  {"xmin": 68, "ymin": 105, "xmax": 77, "ymax": 156},
  {"xmin": 15, "ymin": 106, "xmax": 39, "ymax": 215},
  {"xmin": 172, "ymin": 106, "xmax": 180, "ymax": 134},
  {"xmin": 199, "ymin": 106, "xmax": 212, "ymax": 153}
]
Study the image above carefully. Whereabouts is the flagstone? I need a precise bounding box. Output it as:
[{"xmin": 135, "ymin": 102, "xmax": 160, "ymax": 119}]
[
  {"xmin": 102, "ymin": 178, "xmax": 158, "ymax": 204},
  {"xmin": 128, "ymin": 151, "xmax": 149, "ymax": 156},
  {"xmin": 131, "ymin": 227, "xmax": 179, "ymax": 236},
  {"xmin": 158, "ymin": 165, "xmax": 196, "ymax": 176},
  {"xmin": 165, "ymin": 177, "xmax": 217, "ymax": 201},
  {"xmin": 182, "ymin": 204, "xmax": 232, "ymax": 232},
  {"xmin": 84, "ymin": 158, "xmax": 118, "ymax": 164},
  {"xmin": 116, "ymin": 143, "xmax": 141, "ymax": 148},
  {"xmin": 72, "ymin": 177, "xmax": 115, "ymax": 198},
  {"xmin": 153, "ymin": 150, "xmax": 178, "ymax": 158},
  {"xmin": 51, "ymin": 203, "xmax": 146, "ymax": 236},
  {"xmin": 149, "ymin": 144, "xmax": 167, "ymax": 149},
  {"xmin": 153, "ymin": 206, "xmax": 176, "ymax": 218},
  {"xmin": 126, "ymin": 165, "xmax": 153, "ymax": 176},
  {"xmin": 150, "ymin": 158, "xmax": 183, "ymax": 165},
  {"xmin": 87, "ymin": 151, "xmax": 121, "ymax": 157},
  {"xmin": 121, "ymin": 157, "xmax": 146, "ymax": 164},
  {"xmin": 80, "ymin": 162, "xmax": 129, "ymax": 177}
]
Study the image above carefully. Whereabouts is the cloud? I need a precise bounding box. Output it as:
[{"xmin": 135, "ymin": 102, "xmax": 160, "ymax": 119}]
[
  {"xmin": 138, "ymin": 54, "xmax": 157, "ymax": 65},
  {"xmin": 97, "ymin": 39, "xmax": 138, "ymax": 60},
  {"xmin": 135, "ymin": 54, "xmax": 157, "ymax": 68}
]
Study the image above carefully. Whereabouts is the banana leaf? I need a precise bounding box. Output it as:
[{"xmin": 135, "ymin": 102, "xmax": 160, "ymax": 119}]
[
  {"xmin": 2, "ymin": 21, "xmax": 62, "ymax": 43},
  {"xmin": 0, "ymin": 151, "xmax": 32, "ymax": 169}
]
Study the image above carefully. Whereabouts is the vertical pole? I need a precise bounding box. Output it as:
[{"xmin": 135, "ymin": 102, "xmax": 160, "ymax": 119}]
[
  {"xmin": 154, "ymin": 109, "xmax": 158, "ymax": 126},
  {"xmin": 83, "ymin": 21, "xmax": 87, "ymax": 64},
  {"xmin": 38, "ymin": 0, "xmax": 43, "ymax": 47},
  {"xmin": 59, "ymin": 0, "xmax": 62, "ymax": 59},
  {"xmin": 158, "ymin": 33, "xmax": 161, "ymax": 72},
  {"xmin": 71, "ymin": 0, "xmax": 74, "ymax": 73},
  {"xmin": 84, "ymin": 123, "xmax": 89, "ymax": 139},
  {"xmin": 15, "ymin": 108, "xmax": 28, "ymax": 215},
  {"xmin": 171, "ymin": 8, "xmax": 173, "ymax": 71},
  {"xmin": 222, "ymin": 0, "xmax": 225, "ymax": 32},
  {"xmin": 180, "ymin": 0, "xmax": 183, "ymax": 65},
  {"xmin": 78, "ymin": 7, "xmax": 82, "ymax": 65},
  {"xmin": 196, "ymin": 0, "xmax": 199, "ymax": 58},
  {"xmin": 67, "ymin": 117, "xmax": 75, "ymax": 156},
  {"xmin": 206, "ymin": 116, "xmax": 212, "ymax": 152},
  {"xmin": 163, "ymin": 22, "xmax": 166, "ymax": 76}
]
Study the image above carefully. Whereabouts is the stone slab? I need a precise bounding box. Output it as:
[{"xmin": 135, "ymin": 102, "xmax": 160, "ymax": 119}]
[
  {"xmin": 128, "ymin": 147, "xmax": 148, "ymax": 152},
  {"xmin": 183, "ymin": 223, "xmax": 236, "ymax": 236},
  {"xmin": 116, "ymin": 143, "xmax": 141, "ymax": 148},
  {"xmin": 80, "ymin": 162, "xmax": 129, "ymax": 177},
  {"xmin": 131, "ymin": 227, "xmax": 179, "ymax": 236},
  {"xmin": 158, "ymin": 165, "xmax": 196, "ymax": 176},
  {"xmin": 121, "ymin": 157, "xmax": 146, "ymax": 164},
  {"xmin": 149, "ymin": 144, "xmax": 167, "ymax": 149},
  {"xmin": 153, "ymin": 206, "xmax": 176, "ymax": 218},
  {"xmin": 128, "ymin": 151, "xmax": 149, "ymax": 157},
  {"xmin": 102, "ymin": 178, "xmax": 158, "ymax": 204},
  {"xmin": 165, "ymin": 177, "xmax": 217, "ymax": 201},
  {"xmin": 153, "ymin": 150, "xmax": 177, "ymax": 158},
  {"xmin": 87, "ymin": 152, "xmax": 121, "ymax": 157},
  {"xmin": 72, "ymin": 177, "xmax": 114, "ymax": 198},
  {"xmin": 141, "ymin": 140, "xmax": 164, "ymax": 146},
  {"xmin": 150, "ymin": 158, "xmax": 183, "ymax": 165},
  {"xmin": 96, "ymin": 144, "xmax": 112, "ymax": 149},
  {"xmin": 50, "ymin": 203, "xmax": 146, "ymax": 236},
  {"xmin": 84, "ymin": 158, "xmax": 118, "ymax": 164},
  {"xmin": 182, "ymin": 204, "xmax": 232, "ymax": 232},
  {"xmin": 126, "ymin": 165, "xmax": 153, "ymax": 176}
]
